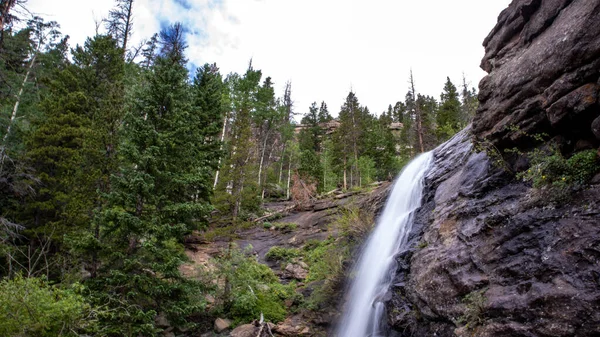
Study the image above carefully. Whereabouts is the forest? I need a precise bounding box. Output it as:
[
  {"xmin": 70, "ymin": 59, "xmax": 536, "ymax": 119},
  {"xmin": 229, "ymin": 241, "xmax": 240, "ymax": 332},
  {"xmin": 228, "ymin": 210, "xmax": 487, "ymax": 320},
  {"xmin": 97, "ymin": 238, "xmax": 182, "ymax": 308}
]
[{"xmin": 0, "ymin": 0, "xmax": 479, "ymax": 335}]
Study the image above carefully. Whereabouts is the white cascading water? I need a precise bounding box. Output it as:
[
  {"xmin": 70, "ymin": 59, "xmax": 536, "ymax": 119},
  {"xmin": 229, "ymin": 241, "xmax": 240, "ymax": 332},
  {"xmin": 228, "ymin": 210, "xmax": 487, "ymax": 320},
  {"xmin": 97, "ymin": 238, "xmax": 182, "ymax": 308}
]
[{"xmin": 336, "ymin": 152, "xmax": 433, "ymax": 337}]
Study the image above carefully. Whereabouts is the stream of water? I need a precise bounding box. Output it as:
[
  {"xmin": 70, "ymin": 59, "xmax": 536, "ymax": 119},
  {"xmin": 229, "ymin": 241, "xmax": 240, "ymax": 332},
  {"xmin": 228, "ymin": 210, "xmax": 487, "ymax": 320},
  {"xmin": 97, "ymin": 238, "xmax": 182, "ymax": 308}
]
[{"xmin": 336, "ymin": 152, "xmax": 433, "ymax": 337}]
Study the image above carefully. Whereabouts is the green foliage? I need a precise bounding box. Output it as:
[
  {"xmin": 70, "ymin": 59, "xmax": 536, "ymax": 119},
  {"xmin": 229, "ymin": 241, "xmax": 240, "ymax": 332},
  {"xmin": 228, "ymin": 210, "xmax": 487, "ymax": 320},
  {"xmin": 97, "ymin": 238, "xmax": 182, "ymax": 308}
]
[
  {"xmin": 85, "ymin": 24, "xmax": 213, "ymax": 335},
  {"xmin": 517, "ymin": 149, "xmax": 599, "ymax": 196},
  {"xmin": 458, "ymin": 289, "xmax": 487, "ymax": 329},
  {"xmin": 265, "ymin": 246, "xmax": 300, "ymax": 262},
  {"xmin": 300, "ymin": 238, "xmax": 347, "ymax": 310},
  {"xmin": 437, "ymin": 77, "xmax": 462, "ymax": 142},
  {"xmin": 357, "ymin": 156, "xmax": 376, "ymax": 186},
  {"xmin": 270, "ymin": 222, "xmax": 298, "ymax": 232},
  {"xmin": 216, "ymin": 245, "xmax": 295, "ymax": 324},
  {"xmin": 0, "ymin": 275, "xmax": 95, "ymax": 336}
]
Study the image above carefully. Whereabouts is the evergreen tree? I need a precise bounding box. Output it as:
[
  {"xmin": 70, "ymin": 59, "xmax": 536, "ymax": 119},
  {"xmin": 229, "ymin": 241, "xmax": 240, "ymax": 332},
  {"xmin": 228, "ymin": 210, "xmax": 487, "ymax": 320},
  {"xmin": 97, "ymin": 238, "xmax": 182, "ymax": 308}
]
[
  {"xmin": 90, "ymin": 23, "xmax": 206, "ymax": 334},
  {"xmin": 416, "ymin": 93, "xmax": 438, "ymax": 150},
  {"xmin": 318, "ymin": 101, "xmax": 332, "ymax": 123},
  {"xmin": 460, "ymin": 74, "xmax": 478, "ymax": 124},
  {"xmin": 298, "ymin": 102, "xmax": 323, "ymax": 188},
  {"xmin": 333, "ymin": 92, "xmax": 370, "ymax": 189},
  {"xmin": 437, "ymin": 76, "xmax": 462, "ymax": 141},
  {"xmin": 216, "ymin": 63, "xmax": 261, "ymax": 218}
]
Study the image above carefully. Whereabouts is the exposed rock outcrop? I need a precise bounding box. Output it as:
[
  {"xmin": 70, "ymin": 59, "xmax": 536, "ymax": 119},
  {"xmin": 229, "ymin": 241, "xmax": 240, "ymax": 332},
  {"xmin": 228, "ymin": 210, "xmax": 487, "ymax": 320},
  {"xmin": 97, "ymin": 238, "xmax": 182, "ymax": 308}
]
[
  {"xmin": 473, "ymin": 0, "xmax": 600, "ymax": 152},
  {"xmin": 389, "ymin": 130, "xmax": 600, "ymax": 337},
  {"xmin": 387, "ymin": 1, "xmax": 600, "ymax": 336}
]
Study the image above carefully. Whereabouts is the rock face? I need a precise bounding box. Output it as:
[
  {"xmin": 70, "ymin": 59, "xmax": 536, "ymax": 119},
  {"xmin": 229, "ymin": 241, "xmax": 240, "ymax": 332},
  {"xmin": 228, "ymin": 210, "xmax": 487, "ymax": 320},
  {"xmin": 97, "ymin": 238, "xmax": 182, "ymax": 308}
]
[
  {"xmin": 473, "ymin": 0, "xmax": 600, "ymax": 151},
  {"xmin": 385, "ymin": 2, "xmax": 600, "ymax": 336},
  {"xmin": 388, "ymin": 130, "xmax": 600, "ymax": 337}
]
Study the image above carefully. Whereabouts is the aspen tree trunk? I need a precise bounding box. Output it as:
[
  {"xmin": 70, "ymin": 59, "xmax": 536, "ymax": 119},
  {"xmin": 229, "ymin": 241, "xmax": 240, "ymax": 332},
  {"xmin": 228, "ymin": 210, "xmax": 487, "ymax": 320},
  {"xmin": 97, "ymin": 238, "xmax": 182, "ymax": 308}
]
[
  {"xmin": 409, "ymin": 70, "xmax": 425, "ymax": 153},
  {"xmin": 278, "ymin": 143, "xmax": 286, "ymax": 185},
  {"xmin": 343, "ymin": 156, "xmax": 347, "ymax": 190},
  {"xmin": 0, "ymin": 52, "xmax": 37, "ymax": 171},
  {"xmin": 286, "ymin": 160, "xmax": 291, "ymax": 200},
  {"xmin": 213, "ymin": 113, "xmax": 228, "ymax": 189}
]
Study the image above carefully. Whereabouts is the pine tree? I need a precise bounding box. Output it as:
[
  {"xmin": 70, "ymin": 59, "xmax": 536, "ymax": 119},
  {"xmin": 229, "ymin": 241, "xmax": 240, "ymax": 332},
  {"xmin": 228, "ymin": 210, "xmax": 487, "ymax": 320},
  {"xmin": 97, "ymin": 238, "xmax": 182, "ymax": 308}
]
[
  {"xmin": 460, "ymin": 74, "xmax": 478, "ymax": 124},
  {"xmin": 191, "ymin": 62, "xmax": 224, "ymax": 201},
  {"xmin": 298, "ymin": 102, "xmax": 323, "ymax": 188},
  {"xmin": 333, "ymin": 91, "xmax": 368, "ymax": 189},
  {"xmin": 437, "ymin": 76, "xmax": 462, "ymax": 141},
  {"xmin": 90, "ymin": 23, "xmax": 206, "ymax": 334}
]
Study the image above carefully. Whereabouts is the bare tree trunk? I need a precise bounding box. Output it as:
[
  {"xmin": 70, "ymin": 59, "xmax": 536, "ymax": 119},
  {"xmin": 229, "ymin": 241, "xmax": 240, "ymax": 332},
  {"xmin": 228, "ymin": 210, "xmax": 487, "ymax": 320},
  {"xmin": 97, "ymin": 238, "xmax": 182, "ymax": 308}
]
[
  {"xmin": 0, "ymin": 52, "xmax": 37, "ymax": 171},
  {"xmin": 257, "ymin": 127, "xmax": 270, "ymax": 185},
  {"xmin": 122, "ymin": 0, "xmax": 134, "ymax": 52},
  {"xmin": 213, "ymin": 113, "xmax": 228, "ymax": 189},
  {"xmin": 286, "ymin": 160, "xmax": 291, "ymax": 200},
  {"xmin": 343, "ymin": 156, "xmax": 347, "ymax": 190},
  {"xmin": 409, "ymin": 70, "xmax": 425, "ymax": 153},
  {"xmin": 278, "ymin": 144, "xmax": 286, "ymax": 185}
]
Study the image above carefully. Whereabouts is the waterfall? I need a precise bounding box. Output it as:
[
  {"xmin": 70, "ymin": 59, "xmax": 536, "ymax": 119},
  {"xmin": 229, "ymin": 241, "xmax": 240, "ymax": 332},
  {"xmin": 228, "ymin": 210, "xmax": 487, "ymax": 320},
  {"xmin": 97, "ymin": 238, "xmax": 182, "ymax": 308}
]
[{"xmin": 336, "ymin": 152, "xmax": 433, "ymax": 337}]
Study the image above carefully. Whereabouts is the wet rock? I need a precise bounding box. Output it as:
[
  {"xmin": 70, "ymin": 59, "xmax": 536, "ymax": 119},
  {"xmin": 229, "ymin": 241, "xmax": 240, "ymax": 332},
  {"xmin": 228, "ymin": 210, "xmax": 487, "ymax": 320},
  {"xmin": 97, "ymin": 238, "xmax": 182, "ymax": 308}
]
[
  {"xmin": 388, "ymin": 128, "xmax": 600, "ymax": 336},
  {"xmin": 214, "ymin": 318, "xmax": 232, "ymax": 333}
]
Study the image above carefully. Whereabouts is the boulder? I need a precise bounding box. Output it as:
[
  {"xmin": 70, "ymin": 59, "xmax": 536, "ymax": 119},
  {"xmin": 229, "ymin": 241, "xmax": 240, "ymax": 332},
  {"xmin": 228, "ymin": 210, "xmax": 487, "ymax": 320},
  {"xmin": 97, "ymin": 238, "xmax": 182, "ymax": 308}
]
[
  {"xmin": 214, "ymin": 318, "xmax": 232, "ymax": 333},
  {"xmin": 229, "ymin": 324, "xmax": 258, "ymax": 337},
  {"xmin": 284, "ymin": 262, "xmax": 308, "ymax": 280}
]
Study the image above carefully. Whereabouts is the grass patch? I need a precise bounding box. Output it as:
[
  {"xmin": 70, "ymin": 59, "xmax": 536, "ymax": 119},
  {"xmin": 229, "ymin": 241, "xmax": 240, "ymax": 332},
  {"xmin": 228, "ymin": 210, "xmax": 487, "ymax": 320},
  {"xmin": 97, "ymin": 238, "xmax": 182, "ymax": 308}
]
[{"xmin": 265, "ymin": 246, "xmax": 300, "ymax": 262}]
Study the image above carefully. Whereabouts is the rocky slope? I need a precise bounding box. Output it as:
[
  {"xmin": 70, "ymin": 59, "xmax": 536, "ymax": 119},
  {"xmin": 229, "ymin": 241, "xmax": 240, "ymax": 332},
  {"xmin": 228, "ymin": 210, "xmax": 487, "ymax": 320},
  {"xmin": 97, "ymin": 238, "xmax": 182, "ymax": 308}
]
[
  {"xmin": 387, "ymin": 1, "xmax": 600, "ymax": 336},
  {"xmin": 183, "ymin": 183, "xmax": 391, "ymax": 336}
]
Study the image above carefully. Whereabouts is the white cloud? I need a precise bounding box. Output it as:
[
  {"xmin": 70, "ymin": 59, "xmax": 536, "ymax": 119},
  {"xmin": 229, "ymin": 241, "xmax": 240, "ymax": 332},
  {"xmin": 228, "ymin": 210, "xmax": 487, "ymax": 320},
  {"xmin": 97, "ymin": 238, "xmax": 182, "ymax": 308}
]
[{"xmin": 26, "ymin": 0, "xmax": 511, "ymax": 117}]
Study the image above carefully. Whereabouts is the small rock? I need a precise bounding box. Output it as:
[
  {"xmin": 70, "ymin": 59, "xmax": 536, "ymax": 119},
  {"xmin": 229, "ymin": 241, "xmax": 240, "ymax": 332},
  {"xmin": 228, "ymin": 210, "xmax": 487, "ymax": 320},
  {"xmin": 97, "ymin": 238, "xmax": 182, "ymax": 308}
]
[
  {"xmin": 230, "ymin": 324, "xmax": 259, "ymax": 337},
  {"xmin": 592, "ymin": 115, "xmax": 600, "ymax": 140},
  {"xmin": 285, "ymin": 262, "xmax": 308, "ymax": 280},
  {"xmin": 155, "ymin": 312, "xmax": 169, "ymax": 328},
  {"xmin": 591, "ymin": 172, "xmax": 600, "ymax": 185},
  {"xmin": 205, "ymin": 294, "xmax": 216, "ymax": 304},
  {"xmin": 214, "ymin": 318, "xmax": 232, "ymax": 333},
  {"xmin": 274, "ymin": 318, "xmax": 310, "ymax": 336},
  {"xmin": 574, "ymin": 139, "xmax": 595, "ymax": 151}
]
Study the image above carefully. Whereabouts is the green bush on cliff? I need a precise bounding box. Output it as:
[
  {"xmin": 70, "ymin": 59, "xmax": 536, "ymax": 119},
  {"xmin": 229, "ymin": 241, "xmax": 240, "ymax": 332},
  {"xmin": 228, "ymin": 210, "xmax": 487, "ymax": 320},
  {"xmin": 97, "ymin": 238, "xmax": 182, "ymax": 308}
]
[{"xmin": 518, "ymin": 149, "xmax": 599, "ymax": 190}]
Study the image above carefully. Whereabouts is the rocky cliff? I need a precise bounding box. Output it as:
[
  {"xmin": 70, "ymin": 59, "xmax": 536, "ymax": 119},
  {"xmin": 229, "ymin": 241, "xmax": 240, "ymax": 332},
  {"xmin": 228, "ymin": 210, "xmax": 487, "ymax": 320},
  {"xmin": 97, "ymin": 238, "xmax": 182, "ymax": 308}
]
[{"xmin": 387, "ymin": 1, "xmax": 600, "ymax": 336}]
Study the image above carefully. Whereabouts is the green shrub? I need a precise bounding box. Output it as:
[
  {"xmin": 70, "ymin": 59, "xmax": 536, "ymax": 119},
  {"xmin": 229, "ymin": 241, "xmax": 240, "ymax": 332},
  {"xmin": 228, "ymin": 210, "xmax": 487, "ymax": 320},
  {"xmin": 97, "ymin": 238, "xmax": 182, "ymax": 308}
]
[
  {"xmin": 216, "ymin": 245, "xmax": 295, "ymax": 324},
  {"xmin": 0, "ymin": 275, "xmax": 95, "ymax": 336},
  {"xmin": 265, "ymin": 246, "xmax": 300, "ymax": 262},
  {"xmin": 518, "ymin": 149, "xmax": 599, "ymax": 190}
]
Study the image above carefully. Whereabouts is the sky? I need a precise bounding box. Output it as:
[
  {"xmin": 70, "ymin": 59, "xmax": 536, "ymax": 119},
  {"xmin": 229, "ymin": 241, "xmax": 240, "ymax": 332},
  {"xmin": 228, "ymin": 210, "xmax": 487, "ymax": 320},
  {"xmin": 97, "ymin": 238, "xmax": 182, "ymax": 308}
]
[{"xmin": 27, "ymin": 0, "xmax": 511, "ymax": 117}]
